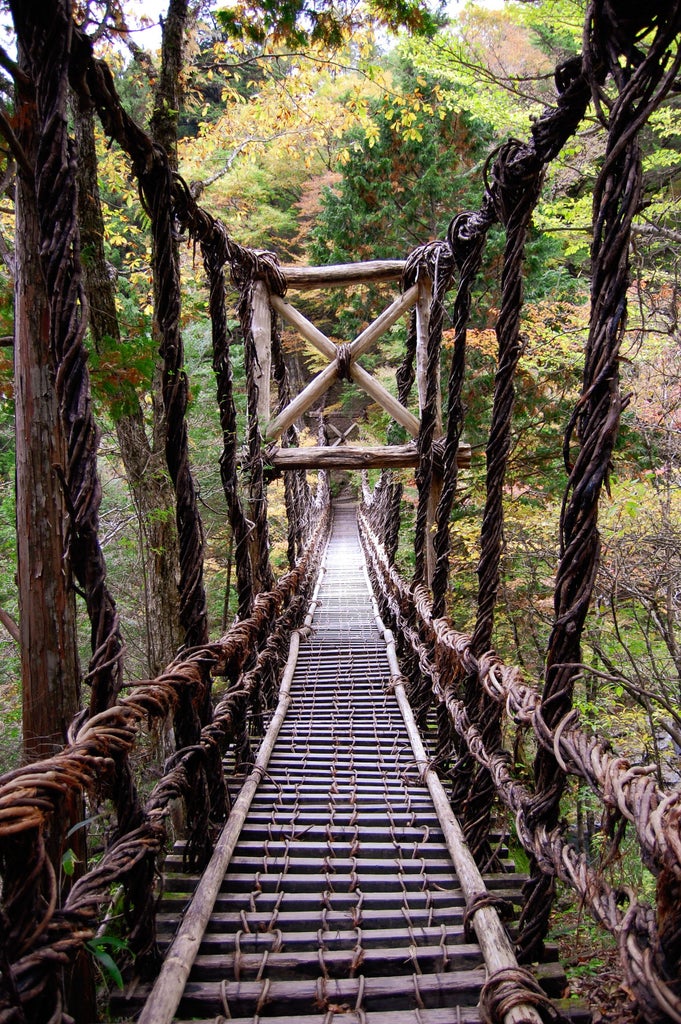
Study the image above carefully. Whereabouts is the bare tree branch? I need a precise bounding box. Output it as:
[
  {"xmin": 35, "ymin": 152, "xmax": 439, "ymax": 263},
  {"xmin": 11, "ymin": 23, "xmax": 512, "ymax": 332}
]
[{"xmin": 0, "ymin": 605, "xmax": 20, "ymax": 644}]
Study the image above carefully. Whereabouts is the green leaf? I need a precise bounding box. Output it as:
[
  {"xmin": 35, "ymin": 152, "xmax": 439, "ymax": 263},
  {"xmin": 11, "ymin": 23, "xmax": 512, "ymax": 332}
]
[
  {"xmin": 89, "ymin": 948, "xmax": 124, "ymax": 990},
  {"xmin": 88, "ymin": 934, "xmax": 129, "ymax": 953},
  {"xmin": 61, "ymin": 848, "xmax": 79, "ymax": 877},
  {"xmin": 86, "ymin": 935, "xmax": 129, "ymax": 990},
  {"xmin": 66, "ymin": 814, "xmax": 100, "ymax": 839}
]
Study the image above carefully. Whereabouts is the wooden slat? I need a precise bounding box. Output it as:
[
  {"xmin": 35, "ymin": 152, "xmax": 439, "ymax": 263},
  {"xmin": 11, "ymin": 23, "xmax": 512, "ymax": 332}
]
[
  {"xmin": 163, "ymin": 962, "xmax": 571, "ymax": 1017},
  {"xmin": 191, "ymin": 942, "xmax": 485, "ymax": 980},
  {"xmin": 159, "ymin": 881, "xmax": 525, "ymax": 915},
  {"xmin": 175, "ymin": 969, "xmax": 488, "ymax": 1015},
  {"xmin": 162, "ymin": 923, "xmax": 471, "ymax": 951},
  {"xmin": 174, "ymin": 1000, "xmax": 592, "ymax": 1024},
  {"xmin": 155, "ymin": 901, "xmax": 514, "ymax": 936}
]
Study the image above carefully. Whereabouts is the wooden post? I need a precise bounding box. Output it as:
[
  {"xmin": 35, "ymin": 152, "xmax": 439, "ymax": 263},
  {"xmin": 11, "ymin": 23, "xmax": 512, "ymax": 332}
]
[
  {"xmin": 415, "ymin": 278, "xmax": 440, "ymax": 428},
  {"xmin": 427, "ymin": 479, "xmax": 443, "ymax": 588},
  {"xmin": 415, "ymin": 277, "xmax": 441, "ymax": 586},
  {"xmin": 251, "ymin": 279, "xmax": 271, "ymax": 426}
]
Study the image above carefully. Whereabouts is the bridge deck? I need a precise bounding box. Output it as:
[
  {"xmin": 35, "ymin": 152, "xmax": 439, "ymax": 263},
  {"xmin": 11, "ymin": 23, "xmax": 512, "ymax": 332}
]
[{"xmin": 120, "ymin": 503, "xmax": 586, "ymax": 1023}]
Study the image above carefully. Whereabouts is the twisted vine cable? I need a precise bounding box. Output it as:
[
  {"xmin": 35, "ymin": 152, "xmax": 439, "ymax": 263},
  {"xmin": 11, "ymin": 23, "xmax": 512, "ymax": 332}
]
[
  {"xmin": 520, "ymin": 0, "xmax": 681, "ymax": 967},
  {"xmin": 405, "ymin": 242, "xmax": 455, "ymax": 587},
  {"xmin": 202, "ymin": 235, "xmax": 254, "ymax": 619}
]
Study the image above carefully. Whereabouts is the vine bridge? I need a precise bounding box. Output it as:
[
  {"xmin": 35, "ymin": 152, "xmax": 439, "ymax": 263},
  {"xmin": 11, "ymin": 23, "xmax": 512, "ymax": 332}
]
[{"xmin": 2, "ymin": 3, "xmax": 681, "ymax": 1024}]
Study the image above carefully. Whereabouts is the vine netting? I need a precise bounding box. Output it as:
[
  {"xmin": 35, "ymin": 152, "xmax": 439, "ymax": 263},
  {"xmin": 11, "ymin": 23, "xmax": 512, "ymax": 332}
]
[
  {"xmin": 1, "ymin": 1, "xmax": 681, "ymax": 1023},
  {"xmin": 360, "ymin": 3, "xmax": 681, "ymax": 1021}
]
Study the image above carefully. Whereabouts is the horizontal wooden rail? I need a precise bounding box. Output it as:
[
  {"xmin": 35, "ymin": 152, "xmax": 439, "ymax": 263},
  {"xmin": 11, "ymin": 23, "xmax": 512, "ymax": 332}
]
[
  {"xmin": 280, "ymin": 260, "xmax": 406, "ymax": 290},
  {"xmin": 268, "ymin": 441, "xmax": 472, "ymax": 471}
]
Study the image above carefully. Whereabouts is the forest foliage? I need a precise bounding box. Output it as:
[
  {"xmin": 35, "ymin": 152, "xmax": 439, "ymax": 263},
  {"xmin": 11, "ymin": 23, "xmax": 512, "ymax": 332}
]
[{"xmin": 0, "ymin": 0, "xmax": 680, "ymax": 811}]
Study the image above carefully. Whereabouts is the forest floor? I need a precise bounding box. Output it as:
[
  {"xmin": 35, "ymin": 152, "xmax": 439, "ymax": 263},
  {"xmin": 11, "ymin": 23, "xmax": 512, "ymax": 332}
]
[
  {"xmin": 0, "ymin": 677, "xmax": 21, "ymax": 773},
  {"xmin": 556, "ymin": 907, "xmax": 638, "ymax": 1022}
]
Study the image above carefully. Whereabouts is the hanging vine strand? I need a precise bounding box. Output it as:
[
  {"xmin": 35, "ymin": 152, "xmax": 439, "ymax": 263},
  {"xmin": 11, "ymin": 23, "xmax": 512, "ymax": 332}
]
[{"xmin": 1, "ymin": 3, "xmax": 681, "ymax": 1024}]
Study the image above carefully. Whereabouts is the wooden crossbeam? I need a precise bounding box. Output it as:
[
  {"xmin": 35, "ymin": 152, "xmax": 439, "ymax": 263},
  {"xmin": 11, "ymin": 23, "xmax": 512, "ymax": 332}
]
[
  {"xmin": 265, "ymin": 360, "xmax": 340, "ymax": 440},
  {"xmin": 348, "ymin": 284, "xmax": 419, "ymax": 360},
  {"xmin": 281, "ymin": 259, "xmax": 405, "ymax": 290},
  {"xmin": 327, "ymin": 422, "xmax": 359, "ymax": 447},
  {"xmin": 349, "ymin": 363, "xmax": 419, "ymax": 436},
  {"xmin": 269, "ymin": 293, "xmax": 336, "ymax": 361},
  {"xmin": 268, "ymin": 441, "xmax": 472, "ymax": 471}
]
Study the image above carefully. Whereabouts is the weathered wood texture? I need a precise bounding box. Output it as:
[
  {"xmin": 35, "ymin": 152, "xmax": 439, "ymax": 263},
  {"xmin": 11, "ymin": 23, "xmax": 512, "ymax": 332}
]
[
  {"xmin": 268, "ymin": 442, "xmax": 471, "ymax": 471},
  {"xmin": 251, "ymin": 279, "xmax": 272, "ymax": 423},
  {"xmin": 281, "ymin": 260, "xmax": 406, "ymax": 289},
  {"xmin": 267, "ymin": 287, "xmax": 421, "ymax": 441}
]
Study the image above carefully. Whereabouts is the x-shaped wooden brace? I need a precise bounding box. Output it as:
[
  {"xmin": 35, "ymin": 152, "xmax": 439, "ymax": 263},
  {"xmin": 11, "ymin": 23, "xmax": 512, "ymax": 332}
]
[
  {"xmin": 326, "ymin": 422, "xmax": 360, "ymax": 447},
  {"xmin": 265, "ymin": 285, "xmax": 420, "ymax": 442}
]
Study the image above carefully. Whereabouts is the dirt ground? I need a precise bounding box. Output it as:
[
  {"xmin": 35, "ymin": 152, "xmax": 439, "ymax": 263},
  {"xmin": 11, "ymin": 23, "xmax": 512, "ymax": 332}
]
[{"xmin": 557, "ymin": 919, "xmax": 639, "ymax": 1023}]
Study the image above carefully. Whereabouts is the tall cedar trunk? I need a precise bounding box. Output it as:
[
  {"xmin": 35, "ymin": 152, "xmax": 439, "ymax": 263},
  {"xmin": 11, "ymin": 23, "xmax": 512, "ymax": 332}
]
[
  {"xmin": 15, "ymin": 50, "xmax": 80, "ymax": 762},
  {"xmin": 74, "ymin": 101, "xmax": 180, "ymax": 676}
]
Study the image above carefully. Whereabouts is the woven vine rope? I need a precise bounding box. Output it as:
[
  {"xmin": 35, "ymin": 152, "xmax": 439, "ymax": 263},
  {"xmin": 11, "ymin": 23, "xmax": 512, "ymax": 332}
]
[
  {"xmin": 0, "ymin": 508, "xmax": 330, "ymax": 1021},
  {"xmin": 358, "ymin": 508, "xmax": 681, "ymax": 1022},
  {"xmin": 2, "ymin": 2, "xmax": 681, "ymax": 1023}
]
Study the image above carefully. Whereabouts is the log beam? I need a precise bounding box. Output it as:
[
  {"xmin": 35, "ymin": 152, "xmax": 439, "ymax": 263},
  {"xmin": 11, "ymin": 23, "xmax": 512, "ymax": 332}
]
[
  {"xmin": 269, "ymin": 293, "xmax": 336, "ymax": 361},
  {"xmin": 266, "ymin": 288, "xmax": 421, "ymax": 440},
  {"xmin": 281, "ymin": 260, "xmax": 405, "ymax": 290},
  {"xmin": 349, "ymin": 362, "xmax": 420, "ymax": 437},
  {"xmin": 348, "ymin": 284, "xmax": 419, "ymax": 360},
  {"xmin": 265, "ymin": 360, "xmax": 339, "ymax": 440},
  {"xmin": 268, "ymin": 442, "xmax": 472, "ymax": 471}
]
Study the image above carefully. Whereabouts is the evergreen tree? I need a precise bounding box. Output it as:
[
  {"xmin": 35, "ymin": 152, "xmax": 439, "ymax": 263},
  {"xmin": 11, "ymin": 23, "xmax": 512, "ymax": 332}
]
[{"xmin": 310, "ymin": 57, "xmax": 492, "ymax": 262}]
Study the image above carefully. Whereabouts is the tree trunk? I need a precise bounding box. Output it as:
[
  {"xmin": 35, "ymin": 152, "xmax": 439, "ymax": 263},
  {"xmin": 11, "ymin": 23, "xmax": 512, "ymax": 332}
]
[
  {"xmin": 74, "ymin": 101, "xmax": 180, "ymax": 676},
  {"xmin": 14, "ymin": 51, "xmax": 80, "ymax": 762},
  {"xmin": 150, "ymin": 0, "xmax": 187, "ymax": 167}
]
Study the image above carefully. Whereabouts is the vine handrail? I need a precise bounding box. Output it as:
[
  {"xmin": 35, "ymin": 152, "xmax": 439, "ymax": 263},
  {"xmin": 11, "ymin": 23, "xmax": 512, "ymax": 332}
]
[
  {"xmin": 2, "ymin": 3, "xmax": 681, "ymax": 1023},
  {"xmin": 0, "ymin": 500, "xmax": 330, "ymax": 1022},
  {"xmin": 359, "ymin": 489, "xmax": 681, "ymax": 1023}
]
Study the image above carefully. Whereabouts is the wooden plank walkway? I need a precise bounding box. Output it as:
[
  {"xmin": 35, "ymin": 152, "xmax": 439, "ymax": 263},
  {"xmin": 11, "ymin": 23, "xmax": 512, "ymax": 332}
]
[{"xmin": 115, "ymin": 502, "xmax": 587, "ymax": 1024}]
